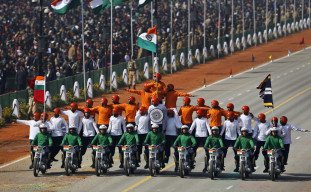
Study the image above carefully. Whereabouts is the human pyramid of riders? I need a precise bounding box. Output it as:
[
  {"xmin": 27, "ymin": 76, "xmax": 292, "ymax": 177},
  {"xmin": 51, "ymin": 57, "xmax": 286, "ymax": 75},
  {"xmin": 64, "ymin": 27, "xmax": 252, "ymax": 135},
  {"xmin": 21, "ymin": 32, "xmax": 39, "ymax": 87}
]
[{"xmin": 17, "ymin": 73, "xmax": 308, "ymax": 177}]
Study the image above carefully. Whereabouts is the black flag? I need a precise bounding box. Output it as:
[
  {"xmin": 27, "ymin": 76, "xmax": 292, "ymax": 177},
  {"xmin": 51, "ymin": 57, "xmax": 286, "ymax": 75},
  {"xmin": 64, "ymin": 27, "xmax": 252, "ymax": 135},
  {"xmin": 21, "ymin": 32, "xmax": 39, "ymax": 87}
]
[{"xmin": 257, "ymin": 74, "xmax": 274, "ymax": 108}]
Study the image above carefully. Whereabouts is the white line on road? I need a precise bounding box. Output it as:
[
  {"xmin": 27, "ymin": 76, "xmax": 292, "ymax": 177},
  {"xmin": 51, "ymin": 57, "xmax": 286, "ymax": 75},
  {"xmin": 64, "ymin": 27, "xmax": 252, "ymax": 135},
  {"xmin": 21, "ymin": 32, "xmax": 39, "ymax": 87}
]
[
  {"xmin": 226, "ymin": 186, "xmax": 233, "ymax": 190},
  {"xmin": 228, "ymin": 97, "xmax": 234, "ymax": 101},
  {"xmin": 296, "ymin": 68, "xmax": 300, "ymax": 70},
  {"xmin": 237, "ymin": 93, "xmax": 242, "ymax": 96},
  {"xmin": 0, "ymin": 156, "xmax": 28, "ymax": 169},
  {"xmin": 296, "ymin": 136, "xmax": 301, "ymax": 140}
]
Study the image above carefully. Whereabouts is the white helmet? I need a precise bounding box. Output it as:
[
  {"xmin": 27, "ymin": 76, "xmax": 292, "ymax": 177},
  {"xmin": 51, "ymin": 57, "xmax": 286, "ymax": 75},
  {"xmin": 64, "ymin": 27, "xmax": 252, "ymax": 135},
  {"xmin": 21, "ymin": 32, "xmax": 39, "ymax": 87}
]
[
  {"xmin": 126, "ymin": 123, "xmax": 134, "ymax": 128},
  {"xmin": 151, "ymin": 124, "xmax": 159, "ymax": 129},
  {"xmin": 39, "ymin": 123, "xmax": 47, "ymax": 129},
  {"xmin": 241, "ymin": 127, "xmax": 248, "ymax": 132},
  {"xmin": 99, "ymin": 125, "xmax": 107, "ymax": 130},
  {"xmin": 211, "ymin": 126, "xmax": 219, "ymax": 131},
  {"xmin": 181, "ymin": 125, "xmax": 189, "ymax": 130},
  {"xmin": 270, "ymin": 127, "xmax": 278, "ymax": 132}
]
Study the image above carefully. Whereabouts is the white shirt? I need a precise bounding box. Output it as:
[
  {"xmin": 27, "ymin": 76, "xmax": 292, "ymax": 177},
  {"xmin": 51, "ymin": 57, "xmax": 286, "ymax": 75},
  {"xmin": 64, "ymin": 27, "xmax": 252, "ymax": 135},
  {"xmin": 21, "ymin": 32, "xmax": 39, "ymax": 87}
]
[
  {"xmin": 61, "ymin": 110, "xmax": 83, "ymax": 129},
  {"xmin": 108, "ymin": 116, "xmax": 126, "ymax": 136},
  {"xmin": 81, "ymin": 117, "xmax": 99, "ymax": 137},
  {"xmin": 17, "ymin": 119, "xmax": 42, "ymax": 140},
  {"xmin": 221, "ymin": 120, "xmax": 241, "ymax": 140},
  {"xmin": 49, "ymin": 116, "xmax": 68, "ymax": 137},
  {"xmin": 189, "ymin": 117, "xmax": 211, "ymax": 137},
  {"xmin": 279, "ymin": 124, "xmax": 306, "ymax": 144},
  {"xmin": 252, "ymin": 122, "xmax": 270, "ymax": 141},
  {"xmin": 148, "ymin": 104, "xmax": 167, "ymax": 127},
  {"xmin": 166, "ymin": 115, "xmax": 183, "ymax": 136},
  {"xmin": 238, "ymin": 114, "xmax": 254, "ymax": 133},
  {"xmin": 135, "ymin": 111, "xmax": 150, "ymax": 135}
]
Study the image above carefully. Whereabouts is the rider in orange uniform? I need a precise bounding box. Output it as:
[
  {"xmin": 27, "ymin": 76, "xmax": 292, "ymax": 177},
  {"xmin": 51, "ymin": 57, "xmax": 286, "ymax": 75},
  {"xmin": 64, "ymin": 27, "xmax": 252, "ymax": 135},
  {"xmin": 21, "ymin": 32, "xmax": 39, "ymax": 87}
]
[
  {"xmin": 195, "ymin": 98, "xmax": 210, "ymax": 116},
  {"xmin": 125, "ymin": 83, "xmax": 153, "ymax": 108},
  {"xmin": 207, "ymin": 100, "xmax": 227, "ymax": 131},
  {"xmin": 115, "ymin": 96, "xmax": 139, "ymax": 125},
  {"xmin": 91, "ymin": 97, "xmax": 113, "ymax": 126},
  {"xmin": 224, "ymin": 103, "xmax": 241, "ymax": 119},
  {"xmin": 78, "ymin": 99, "xmax": 97, "ymax": 118},
  {"xmin": 147, "ymin": 73, "xmax": 166, "ymax": 102},
  {"xmin": 164, "ymin": 84, "xmax": 192, "ymax": 109}
]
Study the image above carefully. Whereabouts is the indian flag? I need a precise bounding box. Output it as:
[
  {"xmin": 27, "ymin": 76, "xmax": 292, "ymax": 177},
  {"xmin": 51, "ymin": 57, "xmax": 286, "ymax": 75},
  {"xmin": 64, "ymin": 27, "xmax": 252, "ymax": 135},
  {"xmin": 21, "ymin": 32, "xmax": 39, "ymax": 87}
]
[
  {"xmin": 51, "ymin": 0, "xmax": 80, "ymax": 14},
  {"xmin": 138, "ymin": 0, "xmax": 152, "ymax": 8},
  {"xmin": 89, "ymin": 0, "xmax": 104, "ymax": 14},
  {"xmin": 34, "ymin": 76, "xmax": 45, "ymax": 104},
  {"xmin": 137, "ymin": 26, "xmax": 157, "ymax": 53},
  {"xmin": 103, "ymin": 0, "xmax": 125, "ymax": 9}
]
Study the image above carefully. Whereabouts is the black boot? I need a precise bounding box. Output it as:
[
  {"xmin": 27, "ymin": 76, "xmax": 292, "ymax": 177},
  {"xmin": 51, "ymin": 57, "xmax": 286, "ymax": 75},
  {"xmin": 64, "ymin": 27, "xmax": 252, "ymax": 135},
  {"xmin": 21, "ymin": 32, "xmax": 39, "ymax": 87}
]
[
  {"xmin": 202, "ymin": 157, "xmax": 208, "ymax": 173},
  {"xmin": 119, "ymin": 153, "xmax": 124, "ymax": 168},
  {"xmin": 174, "ymin": 163, "xmax": 179, "ymax": 172},
  {"xmin": 263, "ymin": 159, "xmax": 269, "ymax": 173},
  {"xmin": 233, "ymin": 160, "xmax": 239, "ymax": 172}
]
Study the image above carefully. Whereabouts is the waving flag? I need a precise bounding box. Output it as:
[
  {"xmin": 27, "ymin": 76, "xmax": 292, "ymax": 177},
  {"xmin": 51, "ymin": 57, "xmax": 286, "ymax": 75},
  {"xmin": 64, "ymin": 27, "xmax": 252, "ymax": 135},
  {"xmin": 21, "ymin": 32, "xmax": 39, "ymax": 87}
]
[
  {"xmin": 89, "ymin": 0, "xmax": 105, "ymax": 14},
  {"xmin": 51, "ymin": 0, "xmax": 80, "ymax": 14},
  {"xmin": 34, "ymin": 76, "xmax": 45, "ymax": 104},
  {"xmin": 103, "ymin": 0, "xmax": 125, "ymax": 9},
  {"xmin": 137, "ymin": 26, "xmax": 157, "ymax": 53},
  {"xmin": 257, "ymin": 74, "xmax": 274, "ymax": 108},
  {"xmin": 138, "ymin": 0, "xmax": 152, "ymax": 8}
]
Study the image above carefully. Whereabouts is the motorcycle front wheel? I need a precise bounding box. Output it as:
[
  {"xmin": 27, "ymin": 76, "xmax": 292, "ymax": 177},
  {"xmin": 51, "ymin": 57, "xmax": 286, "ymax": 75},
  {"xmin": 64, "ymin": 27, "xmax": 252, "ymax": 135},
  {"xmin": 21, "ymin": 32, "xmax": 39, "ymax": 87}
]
[
  {"xmin": 149, "ymin": 158, "xmax": 156, "ymax": 176},
  {"xmin": 124, "ymin": 158, "xmax": 130, "ymax": 176},
  {"xmin": 209, "ymin": 160, "xmax": 214, "ymax": 180},
  {"xmin": 95, "ymin": 158, "xmax": 101, "ymax": 176},
  {"xmin": 179, "ymin": 159, "xmax": 185, "ymax": 178},
  {"xmin": 33, "ymin": 158, "xmax": 40, "ymax": 177},
  {"xmin": 65, "ymin": 158, "xmax": 71, "ymax": 176},
  {"xmin": 270, "ymin": 162, "xmax": 276, "ymax": 181},
  {"xmin": 240, "ymin": 162, "xmax": 246, "ymax": 180}
]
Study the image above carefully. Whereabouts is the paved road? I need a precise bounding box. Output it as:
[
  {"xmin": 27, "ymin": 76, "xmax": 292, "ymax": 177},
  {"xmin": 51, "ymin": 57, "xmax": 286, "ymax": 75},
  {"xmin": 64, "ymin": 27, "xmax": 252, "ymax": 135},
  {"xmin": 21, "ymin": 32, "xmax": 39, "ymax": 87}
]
[{"xmin": 1, "ymin": 47, "xmax": 311, "ymax": 192}]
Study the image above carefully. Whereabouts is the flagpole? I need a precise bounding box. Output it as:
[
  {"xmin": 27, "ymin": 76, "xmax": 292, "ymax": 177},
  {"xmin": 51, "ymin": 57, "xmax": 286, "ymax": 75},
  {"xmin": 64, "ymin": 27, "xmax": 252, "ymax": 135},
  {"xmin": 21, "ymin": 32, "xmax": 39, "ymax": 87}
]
[
  {"xmin": 203, "ymin": 0, "xmax": 206, "ymax": 62},
  {"xmin": 130, "ymin": 2, "xmax": 134, "ymax": 58},
  {"xmin": 170, "ymin": 0, "xmax": 173, "ymax": 74},
  {"xmin": 151, "ymin": 1, "xmax": 154, "ymax": 75},
  {"xmin": 231, "ymin": 0, "xmax": 234, "ymax": 54},
  {"xmin": 44, "ymin": 76, "xmax": 46, "ymax": 113},
  {"xmin": 217, "ymin": 0, "xmax": 220, "ymax": 58},
  {"xmin": 188, "ymin": 0, "xmax": 191, "ymax": 63},
  {"xmin": 81, "ymin": 0, "xmax": 86, "ymax": 100},
  {"xmin": 294, "ymin": 0, "xmax": 296, "ymax": 24},
  {"xmin": 274, "ymin": 0, "xmax": 277, "ymax": 37},
  {"xmin": 265, "ymin": 0, "xmax": 268, "ymax": 44},
  {"xmin": 309, "ymin": 0, "xmax": 311, "ymax": 29},
  {"xmin": 253, "ymin": 0, "xmax": 256, "ymax": 45},
  {"xmin": 284, "ymin": 0, "xmax": 287, "ymax": 36},
  {"xmin": 110, "ymin": 0, "xmax": 113, "ymax": 91},
  {"xmin": 302, "ymin": 0, "xmax": 304, "ymax": 21},
  {"xmin": 242, "ymin": 0, "xmax": 245, "ymax": 50}
]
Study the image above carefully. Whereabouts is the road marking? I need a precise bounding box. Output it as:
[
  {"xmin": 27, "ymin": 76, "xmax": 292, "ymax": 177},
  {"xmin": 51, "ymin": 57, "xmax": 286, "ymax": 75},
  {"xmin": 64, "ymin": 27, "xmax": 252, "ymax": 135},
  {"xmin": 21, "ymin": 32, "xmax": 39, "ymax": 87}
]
[
  {"xmin": 226, "ymin": 185, "xmax": 233, "ymax": 190},
  {"xmin": 264, "ymin": 87, "xmax": 311, "ymax": 115},
  {"xmin": 296, "ymin": 67, "xmax": 300, "ymax": 70},
  {"xmin": 0, "ymin": 155, "xmax": 28, "ymax": 169},
  {"xmin": 237, "ymin": 93, "xmax": 242, "ymax": 96},
  {"xmin": 277, "ymin": 76, "xmax": 280, "ymax": 78},
  {"xmin": 228, "ymin": 97, "xmax": 233, "ymax": 101},
  {"xmin": 296, "ymin": 136, "xmax": 301, "ymax": 140}
]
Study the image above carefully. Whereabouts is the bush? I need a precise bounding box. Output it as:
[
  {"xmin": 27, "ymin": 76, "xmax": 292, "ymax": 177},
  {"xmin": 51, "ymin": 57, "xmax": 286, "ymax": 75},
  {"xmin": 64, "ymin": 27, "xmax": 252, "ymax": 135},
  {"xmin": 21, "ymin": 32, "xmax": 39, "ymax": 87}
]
[
  {"xmin": 2, "ymin": 107, "xmax": 16, "ymax": 123},
  {"xmin": 19, "ymin": 102, "xmax": 29, "ymax": 119},
  {"xmin": 93, "ymin": 83, "xmax": 105, "ymax": 97},
  {"xmin": 0, "ymin": 118, "xmax": 5, "ymax": 128},
  {"xmin": 52, "ymin": 95, "xmax": 68, "ymax": 108}
]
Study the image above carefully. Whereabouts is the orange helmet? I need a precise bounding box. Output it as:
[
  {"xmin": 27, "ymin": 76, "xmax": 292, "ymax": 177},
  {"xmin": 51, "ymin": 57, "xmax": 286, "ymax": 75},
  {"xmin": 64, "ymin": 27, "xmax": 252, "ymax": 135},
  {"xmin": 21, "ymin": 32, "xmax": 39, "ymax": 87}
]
[
  {"xmin": 112, "ymin": 95, "xmax": 120, "ymax": 103},
  {"xmin": 70, "ymin": 102, "xmax": 78, "ymax": 110},
  {"xmin": 227, "ymin": 111, "xmax": 235, "ymax": 119},
  {"xmin": 196, "ymin": 109, "xmax": 204, "ymax": 116},
  {"xmin": 280, "ymin": 116, "xmax": 288, "ymax": 124},
  {"xmin": 183, "ymin": 96, "xmax": 191, "ymax": 105},
  {"xmin": 167, "ymin": 109, "xmax": 174, "ymax": 115},
  {"xmin": 241, "ymin": 105, "xmax": 250, "ymax": 113},
  {"xmin": 143, "ymin": 83, "xmax": 151, "ymax": 91},
  {"xmin": 113, "ymin": 108, "xmax": 119, "ymax": 115},
  {"xmin": 153, "ymin": 72, "xmax": 162, "ymax": 80},
  {"xmin": 84, "ymin": 108, "xmax": 91, "ymax": 113},
  {"xmin": 151, "ymin": 96, "xmax": 160, "ymax": 105},
  {"xmin": 197, "ymin": 98, "xmax": 205, "ymax": 106},
  {"xmin": 258, "ymin": 113, "xmax": 266, "ymax": 122},
  {"xmin": 33, "ymin": 112, "xmax": 41, "ymax": 120},
  {"xmin": 271, "ymin": 116, "xmax": 278, "ymax": 123},
  {"xmin": 167, "ymin": 84, "xmax": 174, "ymax": 91},
  {"xmin": 139, "ymin": 107, "xmax": 147, "ymax": 112},
  {"xmin": 128, "ymin": 96, "xmax": 136, "ymax": 103},
  {"xmin": 226, "ymin": 103, "xmax": 234, "ymax": 111},
  {"xmin": 41, "ymin": 112, "xmax": 48, "ymax": 120},
  {"xmin": 211, "ymin": 100, "xmax": 219, "ymax": 108},
  {"xmin": 86, "ymin": 99, "xmax": 93, "ymax": 107},
  {"xmin": 53, "ymin": 108, "xmax": 61, "ymax": 115},
  {"xmin": 101, "ymin": 97, "xmax": 108, "ymax": 105}
]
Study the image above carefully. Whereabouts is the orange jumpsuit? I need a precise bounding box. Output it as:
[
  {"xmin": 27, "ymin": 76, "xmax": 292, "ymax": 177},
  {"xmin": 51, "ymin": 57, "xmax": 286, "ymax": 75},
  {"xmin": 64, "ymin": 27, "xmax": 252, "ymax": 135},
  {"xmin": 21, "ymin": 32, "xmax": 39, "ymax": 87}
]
[
  {"xmin": 165, "ymin": 90, "xmax": 191, "ymax": 109},
  {"xmin": 195, "ymin": 105, "xmax": 210, "ymax": 116},
  {"xmin": 223, "ymin": 110, "xmax": 242, "ymax": 119},
  {"xmin": 178, "ymin": 105, "xmax": 199, "ymax": 125},
  {"xmin": 115, "ymin": 103, "xmax": 139, "ymax": 123},
  {"xmin": 126, "ymin": 89, "xmax": 152, "ymax": 108},
  {"xmin": 207, "ymin": 108, "xmax": 227, "ymax": 127},
  {"xmin": 147, "ymin": 81, "xmax": 166, "ymax": 100},
  {"xmin": 91, "ymin": 106, "xmax": 113, "ymax": 125},
  {"xmin": 78, "ymin": 107, "xmax": 97, "ymax": 118}
]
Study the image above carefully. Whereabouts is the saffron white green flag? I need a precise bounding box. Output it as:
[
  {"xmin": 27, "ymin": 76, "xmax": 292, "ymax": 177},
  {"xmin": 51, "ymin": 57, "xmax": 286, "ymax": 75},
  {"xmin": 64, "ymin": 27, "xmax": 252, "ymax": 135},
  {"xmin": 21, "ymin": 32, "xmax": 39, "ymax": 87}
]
[
  {"xmin": 138, "ymin": 0, "xmax": 152, "ymax": 8},
  {"xmin": 89, "ymin": 0, "xmax": 104, "ymax": 14},
  {"xmin": 137, "ymin": 26, "xmax": 157, "ymax": 53},
  {"xmin": 51, "ymin": 0, "xmax": 80, "ymax": 14},
  {"xmin": 34, "ymin": 76, "xmax": 45, "ymax": 104}
]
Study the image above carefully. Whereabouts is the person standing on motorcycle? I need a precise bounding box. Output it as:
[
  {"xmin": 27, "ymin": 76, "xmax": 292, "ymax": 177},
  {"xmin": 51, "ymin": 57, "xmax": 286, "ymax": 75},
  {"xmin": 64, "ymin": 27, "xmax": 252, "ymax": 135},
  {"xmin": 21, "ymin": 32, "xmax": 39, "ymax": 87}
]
[
  {"xmin": 80, "ymin": 108, "xmax": 99, "ymax": 168},
  {"xmin": 238, "ymin": 106, "xmax": 256, "ymax": 137},
  {"xmin": 189, "ymin": 109, "xmax": 210, "ymax": 158},
  {"xmin": 125, "ymin": 83, "xmax": 153, "ymax": 108},
  {"xmin": 147, "ymin": 72, "xmax": 167, "ymax": 101},
  {"xmin": 165, "ymin": 109, "xmax": 183, "ymax": 164},
  {"xmin": 91, "ymin": 125, "xmax": 113, "ymax": 167},
  {"xmin": 220, "ymin": 111, "xmax": 241, "ymax": 159},
  {"xmin": 164, "ymin": 84, "xmax": 192, "ymax": 109},
  {"xmin": 111, "ymin": 95, "xmax": 122, "ymax": 114},
  {"xmin": 16, "ymin": 112, "xmax": 42, "ymax": 169},
  {"xmin": 118, "ymin": 124, "xmax": 140, "ymax": 167},
  {"xmin": 108, "ymin": 108, "xmax": 126, "ymax": 168},
  {"xmin": 195, "ymin": 98, "xmax": 210, "ymax": 116},
  {"xmin": 278, "ymin": 116, "xmax": 309, "ymax": 165},
  {"xmin": 115, "ymin": 96, "xmax": 139, "ymax": 125},
  {"xmin": 207, "ymin": 100, "xmax": 227, "ymax": 132},
  {"xmin": 233, "ymin": 127, "xmax": 255, "ymax": 172},
  {"xmin": 50, "ymin": 108, "xmax": 68, "ymax": 162},
  {"xmin": 135, "ymin": 107, "xmax": 151, "ymax": 168},
  {"xmin": 32, "ymin": 124, "xmax": 53, "ymax": 169},
  {"xmin": 224, "ymin": 103, "xmax": 241, "ymax": 119},
  {"xmin": 91, "ymin": 97, "xmax": 113, "ymax": 127},
  {"xmin": 178, "ymin": 97, "xmax": 198, "ymax": 128},
  {"xmin": 202, "ymin": 126, "xmax": 225, "ymax": 172},
  {"xmin": 144, "ymin": 124, "xmax": 166, "ymax": 168},
  {"xmin": 173, "ymin": 125, "xmax": 197, "ymax": 172},
  {"xmin": 61, "ymin": 127, "xmax": 82, "ymax": 168},
  {"xmin": 78, "ymin": 99, "xmax": 96, "ymax": 118},
  {"xmin": 263, "ymin": 127, "xmax": 285, "ymax": 172},
  {"xmin": 61, "ymin": 102, "xmax": 84, "ymax": 133},
  {"xmin": 253, "ymin": 113, "xmax": 270, "ymax": 172}
]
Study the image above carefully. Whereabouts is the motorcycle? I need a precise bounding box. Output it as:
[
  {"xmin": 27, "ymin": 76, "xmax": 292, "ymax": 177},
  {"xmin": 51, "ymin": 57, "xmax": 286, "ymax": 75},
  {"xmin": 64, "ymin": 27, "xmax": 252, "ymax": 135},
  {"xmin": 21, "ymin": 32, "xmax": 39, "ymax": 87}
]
[
  {"xmin": 93, "ymin": 145, "xmax": 110, "ymax": 176},
  {"xmin": 177, "ymin": 146, "xmax": 193, "ymax": 178},
  {"xmin": 206, "ymin": 148, "xmax": 222, "ymax": 179},
  {"xmin": 122, "ymin": 145, "xmax": 138, "ymax": 176},
  {"xmin": 33, "ymin": 146, "xmax": 49, "ymax": 177},
  {"xmin": 267, "ymin": 149, "xmax": 282, "ymax": 181},
  {"xmin": 148, "ymin": 145, "xmax": 162, "ymax": 176},
  {"xmin": 63, "ymin": 145, "xmax": 80, "ymax": 176},
  {"xmin": 237, "ymin": 149, "xmax": 253, "ymax": 180}
]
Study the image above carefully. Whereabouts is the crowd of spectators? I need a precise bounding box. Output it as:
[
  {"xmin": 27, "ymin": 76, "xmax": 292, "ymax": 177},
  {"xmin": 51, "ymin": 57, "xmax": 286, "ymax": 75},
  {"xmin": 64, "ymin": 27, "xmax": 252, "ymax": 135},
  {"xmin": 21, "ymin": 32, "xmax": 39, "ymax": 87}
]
[{"xmin": 0, "ymin": 0, "xmax": 309, "ymax": 95}]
